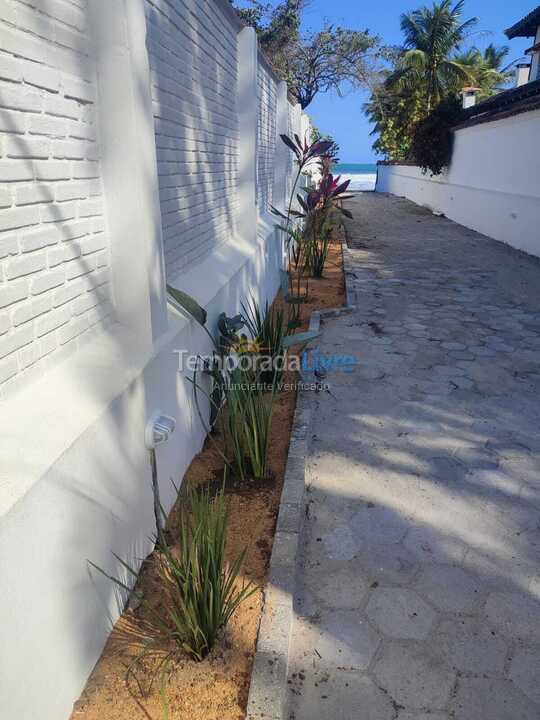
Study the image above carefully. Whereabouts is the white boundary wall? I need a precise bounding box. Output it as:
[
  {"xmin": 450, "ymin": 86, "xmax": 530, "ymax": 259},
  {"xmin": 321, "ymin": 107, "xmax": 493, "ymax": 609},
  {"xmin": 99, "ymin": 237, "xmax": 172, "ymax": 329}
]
[
  {"xmin": 376, "ymin": 108, "xmax": 540, "ymax": 258},
  {"xmin": 0, "ymin": 2, "xmax": 312, "ymax": 718}
]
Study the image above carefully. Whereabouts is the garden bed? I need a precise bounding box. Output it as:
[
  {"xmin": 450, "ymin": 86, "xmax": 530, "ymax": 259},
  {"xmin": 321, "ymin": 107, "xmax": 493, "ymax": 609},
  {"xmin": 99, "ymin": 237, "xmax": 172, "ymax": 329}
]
[{"xmin": 71, "ymin": 236, "xmax": 345, "ymax": 720}]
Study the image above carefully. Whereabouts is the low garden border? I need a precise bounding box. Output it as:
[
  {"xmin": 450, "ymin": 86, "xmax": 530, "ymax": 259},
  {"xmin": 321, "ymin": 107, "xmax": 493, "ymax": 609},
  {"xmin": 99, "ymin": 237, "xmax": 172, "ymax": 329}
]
[{"xmin": 246, "ymin": 303, "xmax": 356, "ymax": 720}]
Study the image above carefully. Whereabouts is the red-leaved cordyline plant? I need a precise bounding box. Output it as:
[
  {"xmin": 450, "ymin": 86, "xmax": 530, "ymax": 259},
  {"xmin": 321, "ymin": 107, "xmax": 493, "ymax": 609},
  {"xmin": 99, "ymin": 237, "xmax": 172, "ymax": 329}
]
[
  {"xmin": 300, "ymin": 174, "xmax": 354, "ymax": 216},
  {"xmin": 300, "ymin": 173, "xmax": 354, "ymax": 278},
  {"xmin": 271, "ymin": 134, "xmax": 333, "ymax": 327}
]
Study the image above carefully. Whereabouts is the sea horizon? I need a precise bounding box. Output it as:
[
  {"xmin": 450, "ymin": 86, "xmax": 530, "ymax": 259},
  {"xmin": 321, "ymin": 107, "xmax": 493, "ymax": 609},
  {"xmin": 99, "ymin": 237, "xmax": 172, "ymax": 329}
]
[{"xmin": 333, "ymin": 162, "xmax": 377, "ymax": 191}]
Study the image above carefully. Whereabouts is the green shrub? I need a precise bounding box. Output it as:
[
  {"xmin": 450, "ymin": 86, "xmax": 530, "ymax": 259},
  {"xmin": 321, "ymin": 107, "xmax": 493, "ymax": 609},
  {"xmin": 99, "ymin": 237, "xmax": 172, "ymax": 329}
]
[
  {"xmin": 226, "ymin": 369, "xmax": 274, "ymax": 481},
  {"xmin": 411, "ymin": 96, "xmax": 463, "ymax": 175},
  {"xmin": 166, "ymin": 288, "xmax": 278, "ymax": 481},
  {"xmin": 91, "ymin": 483, "xmax": 255, "ymax": 663},
  {"xmin": 306, "ymin": 213, "xmax": 333, "ymax": 278},
  {"xmin": 242, "ymin": 298, "xmax": 287, "ymax": 386},
  {"xmin": 156, "ymin": 484, "xmax": 255, "ymax": 660}
]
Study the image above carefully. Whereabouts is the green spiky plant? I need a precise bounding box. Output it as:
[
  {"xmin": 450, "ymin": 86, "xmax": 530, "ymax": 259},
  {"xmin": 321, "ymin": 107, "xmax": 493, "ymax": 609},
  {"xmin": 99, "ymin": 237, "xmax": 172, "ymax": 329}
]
[
  {"xmin": 226, "ymin": 369, "xmax": 275, "ymax": 481},
  {"xmin": 167, "ymin": 288, "xmax": 319, "ymax": 481},
  {"xmin": 307, "ymin": 216, "xmax": 333, "ymax": 278},
  {"xmin": 242, "ymin": 297, "xmax": 288, "ymax": 386},
  {"xmin": 155, "ymin": 483, "xmax": 256, "ymax": 660},
  {"xmin": 90, "ymin": 481, "xmax": 255, "ymax": 663}
]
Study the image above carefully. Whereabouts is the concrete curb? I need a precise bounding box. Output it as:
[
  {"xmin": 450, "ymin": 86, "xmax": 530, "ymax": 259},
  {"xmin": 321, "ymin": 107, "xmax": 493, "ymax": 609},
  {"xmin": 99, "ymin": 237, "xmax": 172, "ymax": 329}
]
[
  {"xmin": 343, "ymin": 245, "xmax": 358, "ymax": 306},
  {"xmin": 245, "ymin": 303, "xmax": 356, "ymax": 720},
  {"xmin": 340, "ymin": 218, "xmax": 358, "ymax": 307}
]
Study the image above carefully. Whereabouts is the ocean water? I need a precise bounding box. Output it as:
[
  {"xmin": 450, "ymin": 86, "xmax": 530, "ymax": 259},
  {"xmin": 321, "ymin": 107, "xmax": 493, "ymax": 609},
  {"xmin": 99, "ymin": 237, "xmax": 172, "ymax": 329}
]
[{"xmin": 334, "ymin": 162, "xmax": 377, "ymax": 191}]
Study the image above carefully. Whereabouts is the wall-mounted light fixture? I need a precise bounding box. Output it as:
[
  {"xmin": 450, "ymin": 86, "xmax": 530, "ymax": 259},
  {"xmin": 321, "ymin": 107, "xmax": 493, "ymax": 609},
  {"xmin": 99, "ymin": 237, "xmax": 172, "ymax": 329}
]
[
  {"xmin": 144, "ymin": 411, "xmax": 176, "ymax": 543},
  {"xmin": 145, "ymin": 411, "xmax": 176, "ymax": 450}
]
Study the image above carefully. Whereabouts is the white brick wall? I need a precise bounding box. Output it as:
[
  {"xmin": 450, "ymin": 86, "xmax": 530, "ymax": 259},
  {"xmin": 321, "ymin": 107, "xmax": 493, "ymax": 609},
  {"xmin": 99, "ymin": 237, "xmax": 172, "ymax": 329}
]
[
  {"xmin": 144, "ymin": 0, "xmax": 240, "ymax": 279},
  {"xmin": 285, "ymin": 100, "xmax": 302, "ymax": 208},
  {"xmin": 0, "ymin": 0, "xmax": 113, "ymax": 394},
  {"xmin": 256, "ymin": 54, "xmax": 276, "ymax": 212},
  {"xmin": 0, "ymin": 1, "xmax": 305, "ymax": 398},
  {"xmin": 0, "ymin": 6, "xmax": 313, "ymax": 718}
]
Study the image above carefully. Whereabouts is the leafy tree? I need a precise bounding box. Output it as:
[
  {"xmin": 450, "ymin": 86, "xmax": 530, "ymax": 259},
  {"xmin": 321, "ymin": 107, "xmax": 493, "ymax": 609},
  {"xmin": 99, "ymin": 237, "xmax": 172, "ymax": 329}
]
[
  {"xmin": 287, "ymin": 26, "xmax": 377, "ymax": 109},
  {"xmin": 366, "ymin": 0, "xmax": 493, "ymax": 160},
  {"xmin": 393, "ymin": 0, "xmax": 477, "ymax": 113},
  {"xmin": 231, "ymin": 0, "xmax": 378, "ymax": 109},
  {"xmin": 452, "ymin": 44, "xmax": 512, "ymax": 99},
  {"xmin": 364, "ymin": 80, "xmax": 426, "ymax": 161},
  {"xmin": 234, "ymin": 1, "xmax": 271, "ymax": 30},
  {"xmin": 411, "ymin": 95, "xmax": 463, "ymax": 174}
]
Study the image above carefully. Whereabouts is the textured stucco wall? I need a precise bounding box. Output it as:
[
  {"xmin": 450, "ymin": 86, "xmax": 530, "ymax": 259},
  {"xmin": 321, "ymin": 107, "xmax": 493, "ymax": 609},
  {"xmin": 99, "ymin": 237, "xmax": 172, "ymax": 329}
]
[
  {"xmin": 376, "ymin": 108, "xmax": 540, "ymax": 258},
  {"xmin": 0, "ymin": 3, "xmax": 307, "ymax": 719}
]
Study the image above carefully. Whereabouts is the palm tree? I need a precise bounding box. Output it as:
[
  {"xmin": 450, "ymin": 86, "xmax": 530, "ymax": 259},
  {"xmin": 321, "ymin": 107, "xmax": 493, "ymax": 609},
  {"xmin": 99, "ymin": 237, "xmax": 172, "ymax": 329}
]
[
  {"xmin": 453, "ymin": 44, "xmax": 512, "ymax": 99},
  {"xmin": 394, "ymin": 0, "xmax": 478, "ymax": 112}
]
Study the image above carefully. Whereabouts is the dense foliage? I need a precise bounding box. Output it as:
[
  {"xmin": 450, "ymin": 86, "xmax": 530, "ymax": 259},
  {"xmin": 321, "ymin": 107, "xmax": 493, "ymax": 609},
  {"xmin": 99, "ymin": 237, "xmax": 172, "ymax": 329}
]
[
  {"xmin": 453, "ymin": 44, "xmax": 513, "ymax": 100},
  {"xmin": 394, "ymin": 0, "xmax": 477, "ymax": 114},
  {"xmin": 410, "ymin": 96, "xmax": 463, "ymax": 175},
  {"xmin": 311, "ymin": 125, "xmax": 340, "ymax": 165},
  {"xmin": 365, "ymin": 83, "xmax": 426, "ymax": 161},
  {"xmin": 367, "ymin": 0, "xmax": 512, "ymax": 171},
  {"xmin": 231, "ymin": 0, "xmax": 378, "ymax": 109}
]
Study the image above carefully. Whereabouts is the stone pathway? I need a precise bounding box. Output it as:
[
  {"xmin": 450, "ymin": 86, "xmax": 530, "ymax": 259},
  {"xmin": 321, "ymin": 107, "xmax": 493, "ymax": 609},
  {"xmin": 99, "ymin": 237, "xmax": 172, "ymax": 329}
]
[{"xmin": 286, "ymin": 193, "xmax": 540, "ymax": 720}]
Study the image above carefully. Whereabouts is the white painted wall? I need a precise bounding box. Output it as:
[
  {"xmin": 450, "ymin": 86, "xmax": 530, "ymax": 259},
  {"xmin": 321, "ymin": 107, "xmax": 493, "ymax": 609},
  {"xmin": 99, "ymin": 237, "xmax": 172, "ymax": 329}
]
[
  {"xmin": 0, "ymin": 0, "xmax": 114, "ymax": 397},
  {"xmin": 0, "ymin": 2, "xmax": 308, "ymax": 718},
  {"xmin": 376, "ymin": 108, "xmax": 540, "ymax": 258},
  {"xmin": 256, "ymin": 52, "xmax": 277, "ymax": 213},
  {"xmin": 145, "ymin": 0, "xmax": 241, "ymax": 277}
]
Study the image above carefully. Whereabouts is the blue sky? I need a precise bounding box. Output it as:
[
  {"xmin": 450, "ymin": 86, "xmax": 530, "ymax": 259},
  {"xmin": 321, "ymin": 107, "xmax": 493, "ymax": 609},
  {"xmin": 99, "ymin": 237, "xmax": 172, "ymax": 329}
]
[{"xmin": 236, "ymin": 0, "xmax": 534, "ymax": 162}]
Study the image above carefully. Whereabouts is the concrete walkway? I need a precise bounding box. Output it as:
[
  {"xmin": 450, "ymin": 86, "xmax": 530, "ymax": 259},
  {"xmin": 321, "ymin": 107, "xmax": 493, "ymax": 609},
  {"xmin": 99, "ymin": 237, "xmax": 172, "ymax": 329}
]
[{"xmin": 287, "ymin": 193, "xmax": 540, "ymax": 720}]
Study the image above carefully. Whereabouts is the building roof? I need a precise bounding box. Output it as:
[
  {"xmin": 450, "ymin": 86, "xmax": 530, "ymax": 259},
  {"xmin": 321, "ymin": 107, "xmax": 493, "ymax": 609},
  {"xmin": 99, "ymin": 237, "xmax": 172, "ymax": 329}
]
[
  {"xmin": 505, "ymin": 6, "xmax": 540, "ymax": 39},
  {"xmin": 525, "ymin": 41, "xmax": 540, "ymax": 54},
  {"xmin": 454, "ymin": 78, "xmax": 540, "ymax": 129}
]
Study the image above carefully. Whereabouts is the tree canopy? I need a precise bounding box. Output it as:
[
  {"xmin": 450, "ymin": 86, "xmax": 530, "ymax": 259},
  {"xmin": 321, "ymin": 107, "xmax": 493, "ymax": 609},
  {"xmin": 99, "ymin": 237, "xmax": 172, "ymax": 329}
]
[
  {"xmin": 393, "ymin": 0, "xmax": 478, "ymax": 113},
  {"xmin": 230, "ymin": 0, "xmax": 378, "ymax": 109},
  {"xmin": 366, "ymin": 0, "xmax": 514, "ymax": 168},
  {"xmin": 453, "ymin": 44, "xmax": 512, "ymax": 99}
]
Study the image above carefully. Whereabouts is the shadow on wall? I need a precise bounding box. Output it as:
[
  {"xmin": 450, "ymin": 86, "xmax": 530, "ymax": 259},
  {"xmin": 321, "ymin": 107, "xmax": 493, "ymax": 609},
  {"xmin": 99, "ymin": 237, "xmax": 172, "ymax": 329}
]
[
  {"xmin": 0, "ymin": 1, "xmax": 182, "ymax": 717},
  {"xmin": 0, "ymin": 1, "xmax": 288, "ymax": 718},
  {"xmin": 144, "ymin": 0, "xmax": 241, "ymax": 277}
]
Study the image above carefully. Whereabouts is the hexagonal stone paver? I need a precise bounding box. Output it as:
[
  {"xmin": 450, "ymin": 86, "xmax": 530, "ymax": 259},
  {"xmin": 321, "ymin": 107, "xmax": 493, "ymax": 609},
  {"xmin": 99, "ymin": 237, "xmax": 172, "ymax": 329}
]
[
  {"xmin": 414, "ymin": 564, "xmax": 483, "ymax": 612},
  {"xmin": 292, "ymin": 671, "xmax": 395, "ymax": 720},
  {"xmin": 295, "ymin": 610, "xmax": 380, "ymax": 670},
  {"xmin": 309, "ymin": 562, "xmax": 369, "ymax": 610},
  {"xmin": 366, "ymin": 587, "xmax": 437, "ymax": 639},
  {"xmin": 484, "ymin": 592, "xmax": 540, "ymax": 642},
  {"xmin": 452, "ymin": 678, "xmax": 539, "ymax": 720},
  {"xmin": 509, "ymin": 646, "xmax": 540, "ymax": 705},
  {"xmin": 431, "ymin": 617, "xmax": 508, "ymax": 675},
  {"xmin": 373, "ymin": 642, "xmax": 456, "ymax": 710},
  {"xmin": 285, "ymin": 193, "xmax": 540, "ymax": 720},
  {"xmin": 349, "ymin": 505, "xmax": 410, "ymax": 546},
  {"xmin": 322, "ymin": 524, "xmax": 362, "ymax": 561},
  {"xmin": 404, "ymin": 525, "xmax": 467, "ymax": 564},
  {"xmin": 356, "ymin": 542, "xmax": 419, "ymax": 585},
  {"xmin": 463, "ymin": 547, "xmax": 537, "ymax": 592}
]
